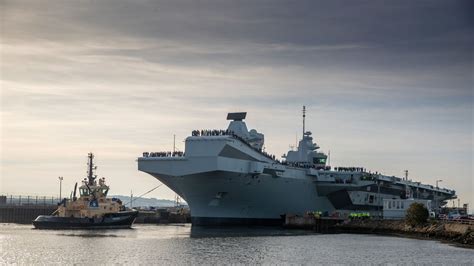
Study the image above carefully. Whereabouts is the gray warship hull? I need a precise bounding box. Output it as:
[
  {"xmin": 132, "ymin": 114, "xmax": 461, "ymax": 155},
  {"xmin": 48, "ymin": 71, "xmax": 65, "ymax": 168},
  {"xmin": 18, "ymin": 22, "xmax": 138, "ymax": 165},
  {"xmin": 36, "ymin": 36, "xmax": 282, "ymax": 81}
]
[
  {"xmin": 138, "ymin": 138, "xmax": 455, "ymax": 225},
  {"xmin": 144, "ymin": 170, "xmax": 330, "ymax": 225},
  {"xmin": 138, "ymin": 112, "xmax": 456, "ymax": 225}
]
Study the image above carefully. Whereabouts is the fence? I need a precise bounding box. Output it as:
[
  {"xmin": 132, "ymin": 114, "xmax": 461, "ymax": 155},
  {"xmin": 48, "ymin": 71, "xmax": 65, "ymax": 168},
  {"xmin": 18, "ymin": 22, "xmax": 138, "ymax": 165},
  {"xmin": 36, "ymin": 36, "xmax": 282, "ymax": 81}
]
[
  {"xmin": 0, "ymin": 195, "xmax": 61, "ymax": 206},
  {"xmin": 0, "ymin": 195, "xmax": 59, "ymax": 224}
]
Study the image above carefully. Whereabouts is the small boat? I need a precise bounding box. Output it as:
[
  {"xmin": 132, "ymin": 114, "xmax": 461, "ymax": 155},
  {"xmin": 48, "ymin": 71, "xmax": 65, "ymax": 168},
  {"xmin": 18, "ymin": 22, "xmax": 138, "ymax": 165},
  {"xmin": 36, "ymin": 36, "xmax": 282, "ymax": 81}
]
[{"xmin": 33, "ymin": 153, "xmax": 138, "ymax": 229}]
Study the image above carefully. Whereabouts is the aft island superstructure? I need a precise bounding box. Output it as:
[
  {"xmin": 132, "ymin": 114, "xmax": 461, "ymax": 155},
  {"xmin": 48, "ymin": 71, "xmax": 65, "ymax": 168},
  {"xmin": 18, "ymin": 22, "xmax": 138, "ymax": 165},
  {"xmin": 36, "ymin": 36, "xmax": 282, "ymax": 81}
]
[{"xmin": 138, "ymin": 109, "xmax": 456, "ymax": 225}]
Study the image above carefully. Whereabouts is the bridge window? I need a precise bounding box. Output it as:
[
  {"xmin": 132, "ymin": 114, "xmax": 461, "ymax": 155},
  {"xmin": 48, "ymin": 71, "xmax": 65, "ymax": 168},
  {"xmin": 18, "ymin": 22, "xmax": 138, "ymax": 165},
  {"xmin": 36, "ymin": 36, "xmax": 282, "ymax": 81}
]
[
  {"xmin": 79, "ymin": 188, "xmax": 89, "ymax": 196},
  {"xmin": 101, "ymin": 188, "xmax": 108, "ymax": 196},
  {"xmin": 313, "ymin": 158, "xmax": 326, "ymax": 164}
]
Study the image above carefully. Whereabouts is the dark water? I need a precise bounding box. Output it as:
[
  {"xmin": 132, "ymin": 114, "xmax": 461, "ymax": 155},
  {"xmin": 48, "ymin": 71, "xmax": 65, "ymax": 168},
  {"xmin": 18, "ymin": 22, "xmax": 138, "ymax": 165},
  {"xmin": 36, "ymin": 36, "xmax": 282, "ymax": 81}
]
[{"xmin": 1, "ymin": 223, "xmax": 472, "ymax": 264}]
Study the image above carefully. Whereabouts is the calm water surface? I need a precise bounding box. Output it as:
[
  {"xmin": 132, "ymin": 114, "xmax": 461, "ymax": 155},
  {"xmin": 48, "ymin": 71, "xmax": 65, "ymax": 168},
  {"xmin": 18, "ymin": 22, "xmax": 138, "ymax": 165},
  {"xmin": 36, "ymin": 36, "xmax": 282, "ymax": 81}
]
[{"xmin": 1, "ymin": 223, "xmax": 472, "ymax": 264}]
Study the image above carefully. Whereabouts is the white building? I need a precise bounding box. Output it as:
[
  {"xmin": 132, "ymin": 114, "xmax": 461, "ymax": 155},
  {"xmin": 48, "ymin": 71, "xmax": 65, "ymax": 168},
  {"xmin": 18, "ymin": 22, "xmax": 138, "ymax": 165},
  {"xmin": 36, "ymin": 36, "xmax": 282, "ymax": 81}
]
[{"xmin": 383, "ymin": 198, "xmax": 432, "ymax": 220}]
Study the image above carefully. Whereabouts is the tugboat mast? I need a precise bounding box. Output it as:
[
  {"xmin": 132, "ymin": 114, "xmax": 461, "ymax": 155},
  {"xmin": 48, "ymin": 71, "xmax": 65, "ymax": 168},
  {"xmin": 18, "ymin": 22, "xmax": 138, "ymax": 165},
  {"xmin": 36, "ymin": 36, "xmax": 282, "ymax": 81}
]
[{"xmin": 87, "ymin": 153, "xmax": 96, "ymax": 186}]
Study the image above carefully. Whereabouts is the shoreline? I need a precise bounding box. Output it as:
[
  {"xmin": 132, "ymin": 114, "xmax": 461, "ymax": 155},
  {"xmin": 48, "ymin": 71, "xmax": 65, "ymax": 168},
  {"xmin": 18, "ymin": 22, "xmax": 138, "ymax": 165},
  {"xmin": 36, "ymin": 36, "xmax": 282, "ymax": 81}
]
[{"xmin": 334, "ymin": 219, "xmax": 473, "ymax": 249}]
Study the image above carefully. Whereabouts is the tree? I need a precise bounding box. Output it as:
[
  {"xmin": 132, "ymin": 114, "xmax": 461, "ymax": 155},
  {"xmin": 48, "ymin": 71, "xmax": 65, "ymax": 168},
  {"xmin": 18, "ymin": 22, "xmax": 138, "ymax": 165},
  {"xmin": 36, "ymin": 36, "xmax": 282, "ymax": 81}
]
[{"xmin": 405, "ymin": 202, "xmax": 429, "ymax": 226}]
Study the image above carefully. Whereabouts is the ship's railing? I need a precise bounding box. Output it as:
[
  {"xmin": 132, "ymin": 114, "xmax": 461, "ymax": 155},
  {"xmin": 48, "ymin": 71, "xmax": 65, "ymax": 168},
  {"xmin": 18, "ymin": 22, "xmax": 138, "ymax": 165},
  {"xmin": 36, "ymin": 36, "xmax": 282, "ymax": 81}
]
[
  {"xmin": 0, "ymin": 195, "xmax": 62, "ymax": 206},
  {"xmin": 397, "ymin": 180, "xmax": 455, "ymax": 194},
  {"xmin": 281, "ymin": 161, "xmax": 330, "ymax": 170},
  {"xmin": 192, "ymin": 129, "xmax": 230, "ymax": 137},
  {"xmin": 334, "ymin": 167, "xmax": 365, "ymax": 172},
  {"xmin": 142, "ymin": 151, "xmax": 185, "ymax": 158}
]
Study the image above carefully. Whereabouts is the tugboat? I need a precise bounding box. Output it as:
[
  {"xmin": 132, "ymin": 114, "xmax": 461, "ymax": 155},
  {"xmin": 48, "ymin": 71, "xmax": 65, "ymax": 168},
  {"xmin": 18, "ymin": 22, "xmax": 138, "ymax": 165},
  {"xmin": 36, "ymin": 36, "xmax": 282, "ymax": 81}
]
[{"xmin": 33, "ymin": 153, "xmax": 138, "ymax": 229}]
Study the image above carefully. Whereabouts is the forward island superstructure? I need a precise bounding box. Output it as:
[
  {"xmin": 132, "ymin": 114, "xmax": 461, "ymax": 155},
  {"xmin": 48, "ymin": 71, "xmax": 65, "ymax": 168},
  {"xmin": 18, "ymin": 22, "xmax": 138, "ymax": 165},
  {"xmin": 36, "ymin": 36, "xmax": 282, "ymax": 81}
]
[{"xmin": 138, "ymin": 109, "xmax": 456, "ymax": 225}]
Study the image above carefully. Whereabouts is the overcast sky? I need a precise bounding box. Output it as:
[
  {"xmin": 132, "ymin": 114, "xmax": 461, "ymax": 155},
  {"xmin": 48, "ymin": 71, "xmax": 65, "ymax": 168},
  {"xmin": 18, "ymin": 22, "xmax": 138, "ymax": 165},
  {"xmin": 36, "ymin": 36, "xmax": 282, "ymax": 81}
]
[{"xmin": 1, "ymin": 0, "xmax": 472, "ymax": 207}]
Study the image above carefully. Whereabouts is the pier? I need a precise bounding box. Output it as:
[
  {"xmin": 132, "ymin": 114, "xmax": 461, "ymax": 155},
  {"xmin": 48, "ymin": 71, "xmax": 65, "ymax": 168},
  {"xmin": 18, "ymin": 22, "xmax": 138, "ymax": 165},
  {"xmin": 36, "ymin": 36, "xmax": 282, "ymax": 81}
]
[
  {"xmin": 283, "ymin": 214, "xmax": 343, "ymax": 233},
  {"xmin": 134, "ymin": 207, "xmax": 191, "ymax": 224}
]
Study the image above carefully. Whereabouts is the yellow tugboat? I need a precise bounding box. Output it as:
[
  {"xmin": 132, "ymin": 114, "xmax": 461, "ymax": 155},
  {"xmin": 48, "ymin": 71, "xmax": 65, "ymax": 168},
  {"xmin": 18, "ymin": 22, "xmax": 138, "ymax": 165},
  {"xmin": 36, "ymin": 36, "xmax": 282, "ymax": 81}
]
[{"xmin": 33, "ymin": 153, "xmax": 138, "ymax": 229}]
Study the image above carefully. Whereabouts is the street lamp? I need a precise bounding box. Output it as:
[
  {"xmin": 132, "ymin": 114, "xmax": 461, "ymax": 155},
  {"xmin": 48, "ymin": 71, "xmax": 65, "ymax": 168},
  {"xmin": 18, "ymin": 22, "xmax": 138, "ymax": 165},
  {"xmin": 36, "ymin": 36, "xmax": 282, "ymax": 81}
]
[
  {"xmin": 58, "ymin": 176, "xmax": 64, "ymax": 199},
  {"xmin": 434, "ymin": 179, "xmax": 443, "ymax": 214}
]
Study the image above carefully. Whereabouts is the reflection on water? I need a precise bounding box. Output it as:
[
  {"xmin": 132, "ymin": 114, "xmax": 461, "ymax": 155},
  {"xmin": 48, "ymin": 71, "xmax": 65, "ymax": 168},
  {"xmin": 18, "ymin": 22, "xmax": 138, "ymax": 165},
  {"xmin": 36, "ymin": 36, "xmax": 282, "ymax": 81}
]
[
  {"xmin": 190, "ymin": 225, "xmax": 312, "ymax": 238},
  {"xmin": 56, "ymin": 233, "xmax": 126, "ymax": 238},
  {"xmin": 1, "ymin": 223, "xmax": 472, "ymax": 264}
]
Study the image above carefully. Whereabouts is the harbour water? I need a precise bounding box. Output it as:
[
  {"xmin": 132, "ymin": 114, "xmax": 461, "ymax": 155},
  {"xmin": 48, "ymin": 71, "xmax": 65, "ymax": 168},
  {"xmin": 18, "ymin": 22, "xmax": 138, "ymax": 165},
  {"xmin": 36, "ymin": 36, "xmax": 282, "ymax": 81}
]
[{"xmin": 1, "ymin": 224, "xmax": 472, "ymax": 264}]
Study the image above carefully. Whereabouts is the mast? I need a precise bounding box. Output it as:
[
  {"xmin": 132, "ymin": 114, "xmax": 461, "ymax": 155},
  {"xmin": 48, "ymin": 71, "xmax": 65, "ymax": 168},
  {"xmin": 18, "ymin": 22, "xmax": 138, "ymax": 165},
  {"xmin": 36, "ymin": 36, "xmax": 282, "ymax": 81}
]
[
  {"xmin": 302, "ymin": 105, "xmax": 306, "ymax": 136},
  {"xmin": 87, "ymin": 153, "xmax": 96, "ymax": 186},
  {"xmin": 175, "ymin": 193, "xmax": 181, "ymax": 207}
]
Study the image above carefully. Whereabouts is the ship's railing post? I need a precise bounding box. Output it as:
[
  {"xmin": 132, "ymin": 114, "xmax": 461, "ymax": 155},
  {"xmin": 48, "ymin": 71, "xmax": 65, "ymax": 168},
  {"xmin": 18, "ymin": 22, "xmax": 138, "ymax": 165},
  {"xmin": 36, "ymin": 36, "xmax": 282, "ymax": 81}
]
[{"xmin": 19, "ymin": 195, "xmax": 21, "ymax": 205}]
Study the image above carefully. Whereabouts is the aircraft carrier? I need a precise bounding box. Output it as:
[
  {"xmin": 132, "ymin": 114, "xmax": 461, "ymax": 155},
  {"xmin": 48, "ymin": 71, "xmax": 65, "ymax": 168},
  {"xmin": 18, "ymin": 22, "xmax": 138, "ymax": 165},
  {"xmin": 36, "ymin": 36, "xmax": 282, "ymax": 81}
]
[{"xmin": 137, "ymin": 108, "xmax": 456, "ymax": 225}]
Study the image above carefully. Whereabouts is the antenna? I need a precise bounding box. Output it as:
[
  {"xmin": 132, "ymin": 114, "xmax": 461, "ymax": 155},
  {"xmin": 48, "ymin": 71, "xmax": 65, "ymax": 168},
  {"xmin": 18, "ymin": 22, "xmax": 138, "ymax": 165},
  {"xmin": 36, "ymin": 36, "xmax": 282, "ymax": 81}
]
[
  {"xmin": 404, "ymin": 170, "xmax": 408, "ymax": 181},
  {"xmin": 328, "ymin": 150, "xmax": 331, "ymax": 166},
  {"xmin": 302, "ymin": 105, "xmax": 306, "ymax": 136}
]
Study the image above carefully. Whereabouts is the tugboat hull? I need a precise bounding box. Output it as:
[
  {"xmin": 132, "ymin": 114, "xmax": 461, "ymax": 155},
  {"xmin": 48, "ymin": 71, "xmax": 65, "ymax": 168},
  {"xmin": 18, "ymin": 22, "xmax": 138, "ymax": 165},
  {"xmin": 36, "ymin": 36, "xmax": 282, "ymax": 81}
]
[{"xmin": 33, "ymin": 211, "xmax": 138, "ymax": 230}]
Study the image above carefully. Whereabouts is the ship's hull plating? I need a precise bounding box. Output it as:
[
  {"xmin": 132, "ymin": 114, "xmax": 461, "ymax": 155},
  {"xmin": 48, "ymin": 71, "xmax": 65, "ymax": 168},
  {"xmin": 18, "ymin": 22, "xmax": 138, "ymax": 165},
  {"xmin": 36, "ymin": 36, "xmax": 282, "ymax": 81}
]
[
  {"xmin": 33, "ymin": 211, "xmax": 138, "ymax": 229},
  {"xmin": 150, "ymin": 171, "xmax": 334, "ymax": 225}
]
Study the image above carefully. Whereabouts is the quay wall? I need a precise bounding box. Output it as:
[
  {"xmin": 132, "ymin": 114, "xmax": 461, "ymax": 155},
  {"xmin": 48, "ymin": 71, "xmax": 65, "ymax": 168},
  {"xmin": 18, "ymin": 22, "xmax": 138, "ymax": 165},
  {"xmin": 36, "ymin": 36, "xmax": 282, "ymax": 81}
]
[
  {"xmin": 284, "ymin": 215, "xmax": 343, "ymax": 233},
  {"xmin": 0, "ymin": 195, "xmax": 59, "ymax": 224},
  {"xmin": 134, "ymin": 210, "xmax": 190, "ymax": 224},
  {"xmin": 0, "ymin": 206, "xmax": 191, "ymax": 225},
  {"xmin": 0, "ymin": 195, "xmax": 191, "ymax": 225},
  {"xmin": 0, "ymin": 205, "xmax": 56, "ymax": 224}
]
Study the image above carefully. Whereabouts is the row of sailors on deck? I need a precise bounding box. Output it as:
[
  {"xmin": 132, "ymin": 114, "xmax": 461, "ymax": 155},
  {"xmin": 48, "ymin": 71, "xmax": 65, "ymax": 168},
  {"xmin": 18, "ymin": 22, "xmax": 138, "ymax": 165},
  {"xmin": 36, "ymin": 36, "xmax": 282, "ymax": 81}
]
[
  {"xmin": 190, "ymin": 129, "xmax": 282, "ymax": 163},
  {"xmin": 192, "ymin": 129, "xmax": 231, "ymax": 137},
  {"xmin": 335, "ymin": 167, "xmax": 365, "ymax": 172},
  {"xmin": 143, "ymin": 151, "xmax": 185, "ymax": 158},
  {"xmin": 282, "ymin": 161, "xmax": 331, "ymax": 170}
]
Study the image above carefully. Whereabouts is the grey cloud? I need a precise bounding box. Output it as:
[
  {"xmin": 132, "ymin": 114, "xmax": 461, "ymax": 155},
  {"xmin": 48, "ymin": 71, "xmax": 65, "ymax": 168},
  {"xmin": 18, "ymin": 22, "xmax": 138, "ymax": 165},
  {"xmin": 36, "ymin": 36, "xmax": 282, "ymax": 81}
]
[
  {"xmin": 2, "ymin": 0, "xmax": 472, "ymax": 92},
  {"xmin": 3, "ymin": 1, "xmax": 472, "ymax": 53}
]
